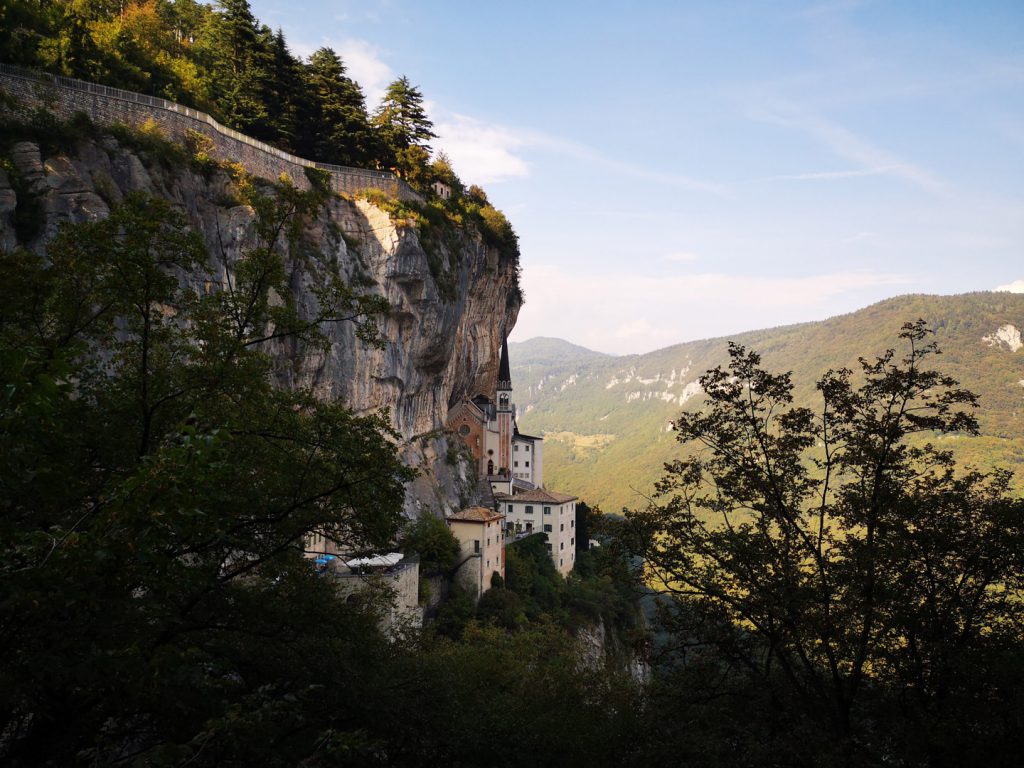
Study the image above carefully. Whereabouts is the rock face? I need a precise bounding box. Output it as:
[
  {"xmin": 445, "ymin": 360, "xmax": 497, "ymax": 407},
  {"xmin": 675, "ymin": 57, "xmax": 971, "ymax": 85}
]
[
  {"xmin": 982, "ymin": 324, "xmax": 1023, "ymax": 353},
  {"xmin": 0, "ymin": 136, "xmax": 521, "ymax": 516}
]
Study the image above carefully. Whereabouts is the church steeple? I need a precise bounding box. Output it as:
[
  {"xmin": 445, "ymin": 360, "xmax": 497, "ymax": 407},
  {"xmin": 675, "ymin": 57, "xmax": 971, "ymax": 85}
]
[
  {"xmin": 497, "ymin": 335, "xmax": 512, "ymax": 393},
  {"xmin": 496, "ymin": 334, "xmax": 513, "ymax": 475}
]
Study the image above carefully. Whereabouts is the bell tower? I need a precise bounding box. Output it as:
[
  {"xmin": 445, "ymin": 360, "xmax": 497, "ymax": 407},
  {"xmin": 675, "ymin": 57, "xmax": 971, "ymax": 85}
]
[{"xmin": 496, "ymin": 335, "xmax": 513, "ymax": 475}]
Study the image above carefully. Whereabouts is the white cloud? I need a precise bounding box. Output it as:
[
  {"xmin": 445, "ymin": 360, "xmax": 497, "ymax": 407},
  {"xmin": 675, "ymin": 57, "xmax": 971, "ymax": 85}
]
[
  {"xmin": 995, "ymin": 279, "xmax": 1024, "ymax": 293},
  {"xmin": 510, "ymin": 264, "xmax": 912, "ymax": 355},
  {"xmin": 290, "ymin": 37, "xmax": 395, "ymax": 107},
  {"xmin": 336, "ymin": 38, "xmax": 394, "ymax": 107},
  {"xmin": 433, "ymin": 112, "xmax": 530, "ymax": 184}
]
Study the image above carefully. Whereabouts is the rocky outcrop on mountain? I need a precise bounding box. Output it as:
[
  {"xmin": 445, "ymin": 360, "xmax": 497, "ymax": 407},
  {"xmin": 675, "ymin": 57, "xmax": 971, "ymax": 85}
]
[{"xmin": 0, "ymin": 133, "xmax": 520, "ymax": 516}]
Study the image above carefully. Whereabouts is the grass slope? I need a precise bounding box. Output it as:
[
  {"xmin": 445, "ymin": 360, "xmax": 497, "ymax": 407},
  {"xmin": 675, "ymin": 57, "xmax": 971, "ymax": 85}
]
[{"xmin": 512, "ymin": 293, "xmax": 1024, "ymax": 511}]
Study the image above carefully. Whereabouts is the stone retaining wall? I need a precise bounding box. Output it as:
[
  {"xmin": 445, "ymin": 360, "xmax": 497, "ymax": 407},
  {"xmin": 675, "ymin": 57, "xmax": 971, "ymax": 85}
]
[{"xmin": 0, "ymin": 63, "xmax": 420, "ymax": 202}]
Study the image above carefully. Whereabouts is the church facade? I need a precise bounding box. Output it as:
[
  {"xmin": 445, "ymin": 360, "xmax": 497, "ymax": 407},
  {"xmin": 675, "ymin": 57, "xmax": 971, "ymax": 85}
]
[
  {"xmin": 446, "ymin": 337, "xmax": 544, "ymax": 486},
  {"xmin": 447, "ymin": 337, "xmax": 578, "ymax": 576}
]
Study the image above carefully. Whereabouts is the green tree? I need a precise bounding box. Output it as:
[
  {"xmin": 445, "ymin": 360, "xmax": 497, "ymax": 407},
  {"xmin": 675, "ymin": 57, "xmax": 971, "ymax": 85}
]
[
  {"xmin": 0, "ymin": 191, "xmax": 413, "ymax": 765},
  {"xmin": 259, "ymin": 26, "xmax": 304, "ymax": 151},
  {"xmin": 373, "ymin": 75, "xmax": 436, "ymax": 178},
  {"xmin": 301, "ymin": 47, "xmax": 381, "ymax": 167},
  {"xmin": 628, "ymin": 322, "xmax": 1024, "ymax": 766},
  {"xmin": 198, "ymin": 0, "xmax": 271, "ymax": 135},
  {"xmin": 399, "ymin": 510, "xmax": 460, "ymax": 574}
]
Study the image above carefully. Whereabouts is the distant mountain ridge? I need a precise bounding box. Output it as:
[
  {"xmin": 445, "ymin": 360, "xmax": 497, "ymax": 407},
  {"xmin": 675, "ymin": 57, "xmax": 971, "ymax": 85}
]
[{"xmin": 511, "ymin": 293, "xmax": 1024, "ymax": 511}]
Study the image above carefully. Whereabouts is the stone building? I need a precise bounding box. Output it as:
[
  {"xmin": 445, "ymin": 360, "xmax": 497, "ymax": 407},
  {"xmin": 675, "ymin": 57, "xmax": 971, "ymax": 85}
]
[
  {"xmin": 446, "ymin": 505, "xmax": 505, "ymax": 599},
  {"xmin": 310, "ymin": 550, "xmax": 422, "ymax": 632}
]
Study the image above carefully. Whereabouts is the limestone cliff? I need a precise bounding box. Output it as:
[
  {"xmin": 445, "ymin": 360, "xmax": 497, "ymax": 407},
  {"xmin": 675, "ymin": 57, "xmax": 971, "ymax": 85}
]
[{"xmin": 0, "ymin": 132, "xmax": 521, "ymax": 516}]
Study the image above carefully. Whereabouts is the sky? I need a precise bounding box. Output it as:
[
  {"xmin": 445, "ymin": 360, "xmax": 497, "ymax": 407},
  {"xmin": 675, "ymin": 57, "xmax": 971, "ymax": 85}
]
[{"xmin": 248, "ymin": 0, "xmax": 1024, "ymax": 355}]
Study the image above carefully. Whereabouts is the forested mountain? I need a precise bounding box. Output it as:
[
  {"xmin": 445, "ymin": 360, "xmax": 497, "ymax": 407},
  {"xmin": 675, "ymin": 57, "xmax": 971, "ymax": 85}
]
[{"xmin": 513, "ymin": 292, "xmax": 1024, "ymax": 510}]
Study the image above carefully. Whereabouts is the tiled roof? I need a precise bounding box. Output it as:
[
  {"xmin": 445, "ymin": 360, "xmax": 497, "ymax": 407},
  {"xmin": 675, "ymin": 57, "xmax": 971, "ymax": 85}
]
[
  {"xmin": 494, "ymin": 488, "xmax": 578, "ymax": 504},
  {"xmin": 447, "ymin": 505, "xmax": 504, "ymax": 523}
]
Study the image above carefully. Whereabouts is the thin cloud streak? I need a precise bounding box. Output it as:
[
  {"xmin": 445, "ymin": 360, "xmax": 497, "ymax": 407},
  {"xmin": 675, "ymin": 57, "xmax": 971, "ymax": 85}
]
[
  {"xmin": 750, "ymin": 103, "xmax": 949, "ymax": 195},
  {"xmin": 528, "ymin": 133, "xmax": 729, "ymax": 196},
  {"xmin": 751, "ymin": 165, "xmax": 899, "ymax": 182},
  {"xmin": 791, "ymin": 0, "xmax": 876, "ymax": 19}
]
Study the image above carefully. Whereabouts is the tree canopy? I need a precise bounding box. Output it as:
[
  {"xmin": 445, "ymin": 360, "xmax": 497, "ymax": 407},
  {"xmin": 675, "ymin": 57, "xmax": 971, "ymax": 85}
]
[
  {"xmin": 626, "ymin": 322, "xmax": 1024, "ymax": 766},
  {"xmin": 0, "ymin": 0, "xmax": 431, "ymax": 179},
  {"xmin": 0, "ymin": 188, "xmax": 414, "ymax": 764}
]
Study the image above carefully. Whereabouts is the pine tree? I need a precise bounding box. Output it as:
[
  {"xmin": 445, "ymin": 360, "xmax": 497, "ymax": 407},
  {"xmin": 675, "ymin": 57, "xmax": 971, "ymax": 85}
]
[
  {"xmin": 373, "ymin": 75, "xmax": 436, "ymax": 178},
  {"xmin": 301, "ymin": 47, "xmax": 380, "ymax": 167},
  {"xmin": 199, "ymin": 0, "xmax": 270, "ymax": 135},
  {"xmin": 260, "ymin": 27, "xmax": 304, "ymax": 150}
]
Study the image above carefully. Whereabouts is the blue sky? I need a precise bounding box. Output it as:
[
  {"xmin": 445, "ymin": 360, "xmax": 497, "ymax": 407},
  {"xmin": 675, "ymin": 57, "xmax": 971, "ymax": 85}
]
[{"xmin": 249, "ymin": 0, "xmax": 1024, "ymax": 354}]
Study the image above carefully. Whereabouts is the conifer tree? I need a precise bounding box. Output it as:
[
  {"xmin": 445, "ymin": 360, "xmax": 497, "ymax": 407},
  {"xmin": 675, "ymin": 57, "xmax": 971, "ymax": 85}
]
[
  {"xmin": 259, "ymin": 26, "xmax": 304, "ymax": 150},
  {"xmin": 302, "ymin": 47, "xmax": 380, "ymax": 167},
  {"xmin": 373, "ymin": 75, "xmax": 436, "ymax": 178},
  {"xmin": 199, "ymin": 0, "xmax": 270, "ymax": 135}
]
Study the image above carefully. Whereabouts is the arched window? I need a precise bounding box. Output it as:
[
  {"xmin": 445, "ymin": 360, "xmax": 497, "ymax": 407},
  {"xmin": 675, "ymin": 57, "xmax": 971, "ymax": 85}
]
[{"xmin": 487, "ymin": 459, "xmax": 494, "ymax": 475}]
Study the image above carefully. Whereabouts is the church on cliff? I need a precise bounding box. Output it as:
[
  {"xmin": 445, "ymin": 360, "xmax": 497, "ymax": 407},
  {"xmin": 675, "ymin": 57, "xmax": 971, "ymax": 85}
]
[{"xmin": 447, "ymin": 337, "xmax": 578, "ymax": 577}]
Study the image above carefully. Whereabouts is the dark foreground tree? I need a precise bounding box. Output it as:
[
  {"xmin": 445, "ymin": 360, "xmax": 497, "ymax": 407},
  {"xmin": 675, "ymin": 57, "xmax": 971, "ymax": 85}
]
[
  {"xmin": 0, "ymin": 190, "xmax": 412, "ymax": 765},
  {"xmin": 628, "ymin": 322, "xmax": 1024, "ymax": 767}
]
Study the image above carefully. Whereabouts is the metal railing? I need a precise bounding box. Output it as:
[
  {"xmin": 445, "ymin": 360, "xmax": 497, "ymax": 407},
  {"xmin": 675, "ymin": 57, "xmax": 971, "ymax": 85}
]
[{"xmin": 0, "ymin": 62, "xmax": 406, "ymax": 187}]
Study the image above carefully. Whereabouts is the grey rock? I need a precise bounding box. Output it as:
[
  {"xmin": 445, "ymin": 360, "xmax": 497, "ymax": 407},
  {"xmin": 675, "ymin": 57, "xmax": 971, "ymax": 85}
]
[{"xmin": 7, "ymin": 135, "xmax": 521, "ymax": 517}]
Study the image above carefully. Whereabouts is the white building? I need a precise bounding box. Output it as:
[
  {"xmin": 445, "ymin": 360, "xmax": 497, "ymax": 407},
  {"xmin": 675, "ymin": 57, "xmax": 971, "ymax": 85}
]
[
  {"xmin": 511, "ymin": 431, "xmax": 543, "ymax": 486},
  {"xmin": 494, "ymin": 488, "xmax": 578, "ymax": 576}
]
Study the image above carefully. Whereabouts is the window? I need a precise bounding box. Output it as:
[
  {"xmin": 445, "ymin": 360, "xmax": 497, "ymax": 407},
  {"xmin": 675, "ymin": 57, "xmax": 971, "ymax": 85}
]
[
  {"xmin": 571, "ymin": 520, "xmax": 575, "ymax": 528},
  {"xmin": 544, "ymin": 524, "xmax": 552, "ymax": 533},
  {"xmin": 560, "ymin": 542, "xmax": 564, "ymax": 550},
  {"xmin": 514, "ymin": 444, "xmax": 519, "ymax": 452},
  {"xmin": 543, "ymin": 506, "xmax": 551, "ymax": 515},
  {"xmin": 487, "ymin": 538, "xmax": 490, "ymax": 546},
  {"xmin": 560, "ymin": 523, "xmax": 564, "ymax": 531},
  {"xmin": 508, "ymin": 504, "xmax": 513, "ymax": 513},
  {"xmin": 514, "ymin": 461, "xmax": 518, "ymax": 467},
  {"xmin": 458, "ymin": 424, "xmax": 471, "ymax": 437},
  {"xmin": 525, "ymin": 505, "xmax": 534, "ymax": 514},
  {"xmin": 571, "ymin": 538, "xmax": 575, "ymax": 546},
  {"xmin": 525, "ymin": 461, "xmax": 530, "ymax": 467},
  {"xmin": 474, "ymin": 540, "xmax": 480, "ymax": 553},
  {"xmin": 560, "ymin": 558, "xmax": 563, "ymax": 567}
]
